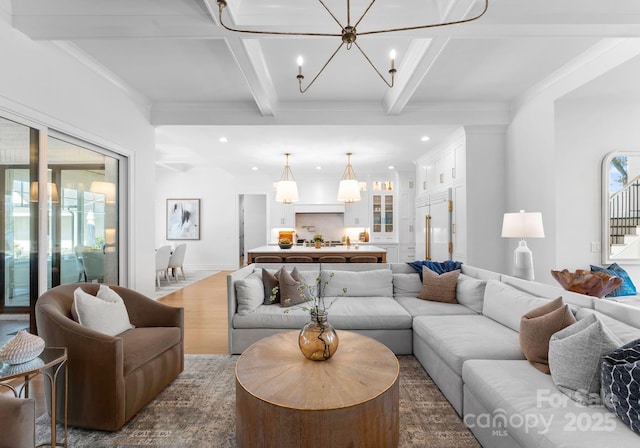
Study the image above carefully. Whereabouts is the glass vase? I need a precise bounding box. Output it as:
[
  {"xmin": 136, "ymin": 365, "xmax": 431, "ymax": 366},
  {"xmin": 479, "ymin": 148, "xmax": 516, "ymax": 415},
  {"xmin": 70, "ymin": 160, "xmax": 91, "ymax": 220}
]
[{"xmin": 298, "ymin": 311, "xmax": 339, "ymax": 361}]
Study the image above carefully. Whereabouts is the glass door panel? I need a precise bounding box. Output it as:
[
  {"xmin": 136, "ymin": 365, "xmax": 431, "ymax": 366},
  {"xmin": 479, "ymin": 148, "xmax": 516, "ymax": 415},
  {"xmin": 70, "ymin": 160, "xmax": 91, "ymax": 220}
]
[
  {"xmin": 48, "ymin": 137, "xmax": 119, "ymax": 287},
  {"xmin": 1, "ymin": 116, "xmax": 38, "ymax": 315}
]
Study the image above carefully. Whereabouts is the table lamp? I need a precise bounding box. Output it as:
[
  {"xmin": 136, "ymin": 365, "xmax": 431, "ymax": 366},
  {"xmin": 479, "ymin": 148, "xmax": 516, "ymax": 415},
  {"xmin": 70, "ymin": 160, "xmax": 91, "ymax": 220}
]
[{"xmin": 501, "ymin": 210, "xmax": 545, "ymax": 281}]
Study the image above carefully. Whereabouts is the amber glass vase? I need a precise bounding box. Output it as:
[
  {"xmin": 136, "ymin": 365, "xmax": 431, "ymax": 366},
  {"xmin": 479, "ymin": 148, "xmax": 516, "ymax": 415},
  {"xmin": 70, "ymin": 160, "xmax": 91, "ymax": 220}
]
[{"xmin": 298, "ymin": 311, "xmax": 339, "ymax": 361}]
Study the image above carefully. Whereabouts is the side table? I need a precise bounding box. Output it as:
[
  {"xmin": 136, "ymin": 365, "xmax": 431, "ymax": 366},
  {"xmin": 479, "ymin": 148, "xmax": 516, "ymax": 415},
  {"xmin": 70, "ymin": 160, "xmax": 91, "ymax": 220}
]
[{"xmin": 0, "ymin": 347, "xmax": 68, "ymax": 448}]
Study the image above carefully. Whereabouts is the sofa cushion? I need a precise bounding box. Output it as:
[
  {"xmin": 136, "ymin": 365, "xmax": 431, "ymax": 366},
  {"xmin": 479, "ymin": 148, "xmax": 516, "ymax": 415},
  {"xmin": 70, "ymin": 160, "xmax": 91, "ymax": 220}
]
[
  {"xmin": 416, "ymin": 268, "xmax": 459, "ymax": 303},
  {"xmin": 576, "ymin": 308, "xmax": 640, "ymax": 344},
  {"xmin": 120, "ymin": 327, "xmax": 182, "ymax": 375},
  {"xmin": 261, "ymin": 268, "xmax": 280, "ymax": 304},
  {"xmin": 235, "ymin": 271, "xmax": 264, "ymax": 315},
  {"xmin": 549, "ymin": 313, "xmax": 621, "ymax": 405},
  {"xmin": 72, "ymin": 286, "xmax": 135, "ymax": 336},
  {"xmin": 392, "ymin": 273, "xmax": 422, "ymax": 297},
  {"xmin": 413, "ymin": 315, "xmax": 524, "ymax": 376},
  {"xmin": 482, "ymin": 280, "xmax": 551, "ymax": 332},
  {"xmin": 463, "ymin": 359, "xmax": 640, "ymax": 447},
  {"xmin": 456, "ymin": 274, "xmax": 486, "ymax": 313},
  {"xmin": 519, "ymin": 297, "xmax": 576, "ymax": 374},
  {"xmin": 234, "ymin": 296, "xmax": 411, "ymax": 330},
  {"xmin": 396, "ymin": 296, "xmax": 477, "ymax": 317},
  {"xmin": 321, "ymin": 269, "xmax": 393, "ymax": 298}
]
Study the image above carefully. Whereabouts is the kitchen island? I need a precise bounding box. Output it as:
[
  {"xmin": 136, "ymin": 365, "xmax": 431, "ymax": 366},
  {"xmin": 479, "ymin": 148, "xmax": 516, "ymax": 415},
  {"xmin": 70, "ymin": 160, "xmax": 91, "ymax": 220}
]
[{"xmin": 247, "ymin": 245, "xmax": 387, "ymax": 264}]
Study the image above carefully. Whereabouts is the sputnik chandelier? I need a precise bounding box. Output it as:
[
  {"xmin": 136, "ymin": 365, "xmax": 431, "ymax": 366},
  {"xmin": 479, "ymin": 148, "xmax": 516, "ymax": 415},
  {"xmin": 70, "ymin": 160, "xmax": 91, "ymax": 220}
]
[{"xmin": 216, "ymin": 0, "xmax": 489, "ymax": 93}]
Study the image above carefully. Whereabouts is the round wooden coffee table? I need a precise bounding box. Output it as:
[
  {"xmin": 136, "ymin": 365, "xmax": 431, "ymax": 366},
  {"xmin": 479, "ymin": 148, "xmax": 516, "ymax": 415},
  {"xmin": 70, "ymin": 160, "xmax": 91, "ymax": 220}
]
[{"xmin": 235, "ymin": 330, "xmax": 399, "ymax": 447}]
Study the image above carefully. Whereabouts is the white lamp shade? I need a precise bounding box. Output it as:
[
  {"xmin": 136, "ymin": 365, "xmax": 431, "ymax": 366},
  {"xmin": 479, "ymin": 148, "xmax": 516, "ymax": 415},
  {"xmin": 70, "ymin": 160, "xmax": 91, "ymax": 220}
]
[
  {"xmin": 501, "ymin": 211, "xmax": 545, "ymax": 238},
  {"xmin": 337, "ymin": 179, "xmax": 361, "ymax": 203},
  {"xmin": 275, "ymin": 180, "xmax": 299, "ymax": 203}
]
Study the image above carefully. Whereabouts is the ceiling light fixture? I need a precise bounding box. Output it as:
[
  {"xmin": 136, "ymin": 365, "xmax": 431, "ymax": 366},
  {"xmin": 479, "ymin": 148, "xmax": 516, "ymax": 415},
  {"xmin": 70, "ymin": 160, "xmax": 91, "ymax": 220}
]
[
  {"xmin": 275, "ymin": 153, "xmax": 299, "ymax": 204},
  {"xmin": 217, "ymin": 0, "xmax": 489, "ymax": 93},
  {"xmin": 337, "ymin": 152, "xmax": 361, "ymax": 203}
]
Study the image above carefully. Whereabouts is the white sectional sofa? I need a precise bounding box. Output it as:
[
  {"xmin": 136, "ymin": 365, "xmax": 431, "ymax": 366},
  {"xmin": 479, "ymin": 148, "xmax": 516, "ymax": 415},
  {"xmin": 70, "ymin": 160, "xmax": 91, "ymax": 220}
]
[{"xmin": 227, "ymin": 262, "xmax": 640, "ymax": 447}]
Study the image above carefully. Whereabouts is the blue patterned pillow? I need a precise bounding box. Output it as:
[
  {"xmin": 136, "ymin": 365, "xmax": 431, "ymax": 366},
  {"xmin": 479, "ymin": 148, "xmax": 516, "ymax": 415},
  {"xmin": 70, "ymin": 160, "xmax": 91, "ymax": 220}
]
[
  {"xmin": 601, "ymin": 339, "xmax": 640, "ymax": 434},
  {"xmin": 407, "ymin": 260, "xmax": 463, "ymax": 281},
  {"xmin": 590, "ymin": 263, "xmax": 637, "ymax": 297}
]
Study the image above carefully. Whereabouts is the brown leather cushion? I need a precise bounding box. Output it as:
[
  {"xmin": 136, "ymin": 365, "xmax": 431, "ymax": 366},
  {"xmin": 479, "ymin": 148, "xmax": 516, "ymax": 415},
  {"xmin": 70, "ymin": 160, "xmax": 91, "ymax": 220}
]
[
  {"xmin": 519, "ymin": 297, "xmax": 576, "ymax": 374},
  {"xmin": 0, "ymin": 394, "xmax": 35, "ymax": 448},
  {"xmin": 121, "ymin": 327, "xmax": 182, "ymax": 375},
  {"xmin": 416, "ymin": 267, "xmax": 460, "ymax": 303}
]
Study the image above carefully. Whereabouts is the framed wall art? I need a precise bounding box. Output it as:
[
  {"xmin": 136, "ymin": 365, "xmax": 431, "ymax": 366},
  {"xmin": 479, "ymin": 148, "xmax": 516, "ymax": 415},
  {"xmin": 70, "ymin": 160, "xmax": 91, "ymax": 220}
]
[{"xmin": 167, "ymin": 198, "xmax": 200, "ymax": 240}]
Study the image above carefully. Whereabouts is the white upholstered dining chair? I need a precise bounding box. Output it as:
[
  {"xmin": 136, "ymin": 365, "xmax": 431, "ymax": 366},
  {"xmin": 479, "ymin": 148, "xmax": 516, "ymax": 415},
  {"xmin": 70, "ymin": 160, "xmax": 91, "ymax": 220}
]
[
  {"xmin": 155, "ymin": 245, "xmax": 172, "ymax": 287},
  {"xmin": 168, "ymin": 243, "xmax": 187, "ymax": 281}
]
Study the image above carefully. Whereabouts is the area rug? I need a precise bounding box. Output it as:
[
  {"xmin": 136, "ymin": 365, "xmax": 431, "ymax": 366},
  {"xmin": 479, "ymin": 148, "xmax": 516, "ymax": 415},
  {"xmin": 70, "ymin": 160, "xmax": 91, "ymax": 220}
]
[
  {"xmin": 36, "ymin": 355, "xmax": 480, "ymax": 447},
  {"xmin": 152, "ymin": 270, "xmax": 219, "ymax": 300}
]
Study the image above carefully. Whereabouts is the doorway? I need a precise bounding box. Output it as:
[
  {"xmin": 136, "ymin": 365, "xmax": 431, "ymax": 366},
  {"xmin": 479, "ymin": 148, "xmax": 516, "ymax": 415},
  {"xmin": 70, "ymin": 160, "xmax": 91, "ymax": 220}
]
[{"xmin": 238, "ymin": 194, "xmax": 267, "ymax": 267}]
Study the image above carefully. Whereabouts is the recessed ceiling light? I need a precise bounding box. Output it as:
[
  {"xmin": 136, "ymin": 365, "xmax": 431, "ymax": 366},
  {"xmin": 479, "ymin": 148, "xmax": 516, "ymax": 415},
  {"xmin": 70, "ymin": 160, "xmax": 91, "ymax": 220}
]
[
  {"xmin": 421, "ymin": 136, "xmax": 430, "ymax": 142},
  {"xmin": 251, "ymin": 166, "xmax": 258, "ymax": 171},
  {"xmin": 219, "ymin": 137, "xmax": 228, "ymax": 143},
  {"xmin": 316, "ymin": 166, "xmax": 322, "ymax": 170},
  {"xmin": 388, "ymin": 165, "xmax": 395, "ymax": 170}
]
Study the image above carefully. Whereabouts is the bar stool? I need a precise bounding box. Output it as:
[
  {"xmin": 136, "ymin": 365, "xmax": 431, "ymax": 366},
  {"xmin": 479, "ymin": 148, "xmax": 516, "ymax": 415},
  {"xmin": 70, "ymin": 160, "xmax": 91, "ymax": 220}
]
[
  {"xmin": 349, "ymin": 256, "xmax": 378, "ymax": 263},
  {"xmin": 285, "ymin": 256, "xmax": 314, "ymax": 263},
  {"xmin": 254, "ymin": 256, "xmax": 283, "ymax": 263},
  {"xmin": 318, "ymin": 256, "xmax": 347, "ymax": 263}
]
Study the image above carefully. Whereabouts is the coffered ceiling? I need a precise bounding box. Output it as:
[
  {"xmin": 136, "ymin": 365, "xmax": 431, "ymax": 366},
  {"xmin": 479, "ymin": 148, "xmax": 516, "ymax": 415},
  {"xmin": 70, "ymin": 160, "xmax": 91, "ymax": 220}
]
[{"xmin": 9, "ymin": 0, "xmax": 640, "ymax": 177}]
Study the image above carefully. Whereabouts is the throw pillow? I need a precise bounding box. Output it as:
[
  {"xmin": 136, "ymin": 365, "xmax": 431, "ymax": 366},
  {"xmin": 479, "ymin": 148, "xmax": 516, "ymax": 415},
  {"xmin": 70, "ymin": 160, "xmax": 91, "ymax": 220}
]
[
  {"xmin": 408, "ymin": 260, "xmax": 463, "ymax": 281},
  {"xmin": 590, "ymin": 263, "xmax": 637, "ymax": 297},
  {"xmin": 235, "ymin": 271, "xmax": 264, "ymax": 315},
  {"xmin": 416, "ymin": 267, "xmax": 460, "ymax": 303},
  {"xmin": 548, "ymin": 313, "xmax": 622, "ymax": 405},
  {"xmin": 519, "ymin": 297, "xmax": 576, "ymax": 374},
  {"xmin": 278, "ymin": 267, "xmax": 309, "ymax": 308},
  {"xmin": 601, "ymin": 338, "xmax": 640, "ymax": 434},
  {"xmin": 456, "ymin": 274, "xmax": 486, "ymax": 313},
  {"xmin": 392, "ymin": 273, "xmax": 423, "ymax": 297},
  {"xmin": 72, "ymin": 286, "xmax": 135, "ymax": 336},
  {"xmin": 262, "ymin": 268, "xmax": 281, "ymax": 305}
]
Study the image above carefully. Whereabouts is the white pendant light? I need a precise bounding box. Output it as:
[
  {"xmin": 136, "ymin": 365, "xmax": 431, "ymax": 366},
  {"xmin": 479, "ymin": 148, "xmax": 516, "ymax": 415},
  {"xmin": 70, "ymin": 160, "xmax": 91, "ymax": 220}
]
[
  {"xmin": 275, "ymin": 153, "xmax": 299, "ymax": 204},
  {"xmin": 337, "ymin": 152, "xmax": 361, "ymax": 203}
]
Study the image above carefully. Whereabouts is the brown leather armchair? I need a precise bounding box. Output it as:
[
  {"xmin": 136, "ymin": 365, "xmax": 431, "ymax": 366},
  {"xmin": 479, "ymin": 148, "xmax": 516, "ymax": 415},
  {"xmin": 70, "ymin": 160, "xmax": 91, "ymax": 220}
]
[{"xmin": 35, "ymin": 283, "xmax": 184, "ymax": 431}]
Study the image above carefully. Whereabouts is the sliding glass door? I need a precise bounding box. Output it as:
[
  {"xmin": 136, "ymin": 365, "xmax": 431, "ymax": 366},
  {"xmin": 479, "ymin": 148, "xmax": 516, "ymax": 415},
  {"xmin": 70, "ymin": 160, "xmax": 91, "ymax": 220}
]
[{"xmin": 1, "ymin": 115, "xmax": 125, "ymax": 331}]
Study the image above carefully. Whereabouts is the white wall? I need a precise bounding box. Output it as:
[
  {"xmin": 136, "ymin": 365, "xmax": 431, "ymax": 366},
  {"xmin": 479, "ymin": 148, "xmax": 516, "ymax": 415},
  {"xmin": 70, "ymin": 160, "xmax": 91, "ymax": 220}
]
[
  {"xmin": 0, "ymin": 18, "xmax": 157, "ymax": 295},
  {"xmin": 464, "ymin": 126, "xmax": 508, "ymax": 273},
  {"xmin": 243, "ymin": 194, "xmax": 267, "ymax": 258},
  {"xmin": 555, "ymin": 99, "xmax": 640, "ymax": 284},
  {"xmin": 505, "ymin": 97, "xmax": 557, "ymax": 283}
]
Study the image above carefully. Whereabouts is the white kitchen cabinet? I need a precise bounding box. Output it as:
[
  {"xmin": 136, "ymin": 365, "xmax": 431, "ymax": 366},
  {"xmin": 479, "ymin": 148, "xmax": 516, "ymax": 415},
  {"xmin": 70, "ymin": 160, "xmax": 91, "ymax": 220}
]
[
  {"xmin": 271, "ymin": 202, "xmax": 295, "ymax": 228},
  {"xmin": 377, "ymin": 243, "xmax": 399, "ymax": 263},
  {"xmin": 344, "ymin": 192, "xmax": 369, "ymax": 228}
]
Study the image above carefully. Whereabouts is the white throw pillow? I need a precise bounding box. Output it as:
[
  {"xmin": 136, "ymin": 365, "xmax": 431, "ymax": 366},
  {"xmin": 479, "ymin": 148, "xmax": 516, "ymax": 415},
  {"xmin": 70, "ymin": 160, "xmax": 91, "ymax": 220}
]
[
  {"xmin": 456, "ymin": 274, "xmax": 486, "ymax": 313},
  {"xmin": 235, "ymin": 271, "xmax": 265, "ymax": 315},
  {"xmin": 72, "ymin": 286, "xmax": 135, "ymax": 336},
  {"xmin": 482, "ymin": 280, "xmax": 550, "ymax": 332},
  {"xmin": 393, "ymin": 273, "xmax": 423, "ymax": 297}
]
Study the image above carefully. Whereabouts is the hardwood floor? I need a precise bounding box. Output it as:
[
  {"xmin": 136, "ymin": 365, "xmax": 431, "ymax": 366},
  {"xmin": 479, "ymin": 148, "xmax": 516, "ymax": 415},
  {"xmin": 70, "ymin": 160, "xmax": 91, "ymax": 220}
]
[{"xmin": 159, "ymin": 270, "xmax": 231, "ymax": 354}]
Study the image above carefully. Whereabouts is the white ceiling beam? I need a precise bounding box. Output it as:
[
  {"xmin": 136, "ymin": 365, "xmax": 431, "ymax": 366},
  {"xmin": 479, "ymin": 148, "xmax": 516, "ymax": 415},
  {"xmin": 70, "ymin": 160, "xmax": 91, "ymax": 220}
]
[
  {"xmin": 224, "ymin": 37, "xmax": 277, "ymax": 116},
  {"xmin": 203, "ymin": 1, "xmax": 276, "ymax": 117},
  {"xmin": 151, "ymin": 100, "xmax": 510, "ymax": 126},
  {"xmin": 383, "ymin": 38, "xmax": 446, "ymax": 115}
]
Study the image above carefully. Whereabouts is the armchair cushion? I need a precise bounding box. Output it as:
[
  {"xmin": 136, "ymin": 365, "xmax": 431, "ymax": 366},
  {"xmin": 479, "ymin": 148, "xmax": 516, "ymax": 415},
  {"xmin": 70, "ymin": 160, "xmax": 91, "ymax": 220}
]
[
  {"xmin": 72, "ymin": 286, "xmax": 134, "ymax": 336},
  {"xmin": 121, "ymin": 327, "xmax": 182, "ymax": 375}
]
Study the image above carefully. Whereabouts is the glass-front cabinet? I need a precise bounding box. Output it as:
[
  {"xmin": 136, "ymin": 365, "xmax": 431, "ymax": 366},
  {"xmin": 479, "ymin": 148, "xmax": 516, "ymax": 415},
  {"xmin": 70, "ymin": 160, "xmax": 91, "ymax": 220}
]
[{"xmin": 371, "ymin": 187, "xmax": 395, "ymax": 241}]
